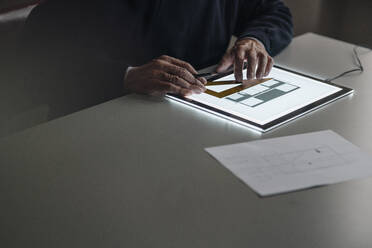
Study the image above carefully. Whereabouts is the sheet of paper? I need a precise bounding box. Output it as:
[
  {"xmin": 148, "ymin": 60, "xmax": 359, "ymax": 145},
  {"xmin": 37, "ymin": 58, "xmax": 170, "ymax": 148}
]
[{"xmin": 205, "ymin": 130, "xmax": 372, "ymax": 196}]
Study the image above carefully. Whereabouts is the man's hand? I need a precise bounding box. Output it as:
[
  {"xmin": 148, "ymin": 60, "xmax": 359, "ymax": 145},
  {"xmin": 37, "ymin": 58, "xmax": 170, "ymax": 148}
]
[
  {"xmin": 124, "ymin": 55, "xmax": 206, "ymax": 97},
  {"xmin": 216, "ymin": 38, "xmax": 274, "ymax": 82}
]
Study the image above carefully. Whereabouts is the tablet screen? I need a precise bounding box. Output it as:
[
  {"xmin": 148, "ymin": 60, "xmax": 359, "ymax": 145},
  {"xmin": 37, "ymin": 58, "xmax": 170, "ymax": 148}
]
[
  {"xmin": 186, "ymin": 67, "xmax": 342, "ymax": 125},
  {"xmin": 167, "ymin": 66, "xmax": 352, "ymax": 132}
]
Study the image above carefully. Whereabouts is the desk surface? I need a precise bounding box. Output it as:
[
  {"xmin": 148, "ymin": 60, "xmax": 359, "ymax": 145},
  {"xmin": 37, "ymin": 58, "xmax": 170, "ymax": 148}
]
[{"xmin": 1, "ymin": 33, "xmax": 372, "ymax": 248}]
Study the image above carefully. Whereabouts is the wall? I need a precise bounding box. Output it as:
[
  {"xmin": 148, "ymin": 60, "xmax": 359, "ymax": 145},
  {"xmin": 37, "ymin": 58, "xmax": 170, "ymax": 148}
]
[
  {"xmin": 319, "ymin": 0, "xmax": 372, "ymax": 47},
  {"xmin": 283, "ymin": 0, "xmax": 322, "ymax": 36},
  {"xmin": 284, "ymin": 0, "xmax": 372, "ymax": 48}
]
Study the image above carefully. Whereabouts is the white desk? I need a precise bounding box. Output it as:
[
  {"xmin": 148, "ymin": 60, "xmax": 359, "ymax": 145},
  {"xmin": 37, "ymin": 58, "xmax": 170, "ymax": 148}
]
[{"xmin": 1, "ymin": 33, "xmax": 372, "ymax": 248}]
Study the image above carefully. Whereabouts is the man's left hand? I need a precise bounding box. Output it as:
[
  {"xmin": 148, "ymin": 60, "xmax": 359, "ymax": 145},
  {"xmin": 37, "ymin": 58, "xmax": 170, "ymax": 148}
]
[{"xmin": 216, "ymin": 38, "xmax": 274, "ymax": 82}]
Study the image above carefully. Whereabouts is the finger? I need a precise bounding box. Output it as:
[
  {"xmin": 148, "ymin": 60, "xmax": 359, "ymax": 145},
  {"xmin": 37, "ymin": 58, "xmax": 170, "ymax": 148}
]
[
  {"xmin": 158, "ymin": 55, "xmax": 198, "ymax": 74},
  {"xmin": 216, "ymin": 51, "xmax": 234, "ymax": 73},
  {"xmin": 256, "ymin": 53, "xmax": 268, "ymax": 79},
  {"xmin": 151, "ymin": 80, "xmax": 192, "ymax": 97},
  {"xmin": 158, "ymin": 71, "xmax": 192, "ymax": 90},
  {"xmin": 234, "ymin": 49, "xmax": 245, "ymax": 82},
  {"xmin": 159, "ymin": 71, "xmax": 204, "ymax": 94},
  {"xmin": 161, "ymin": 62, "xmax": 205, "ymax": 90},
  {"xmin": 160, "ymin": 82, "xmax": 193, "ymax": 96},
  {"xmin": 199, "ymin": 77, "xmax": 207, "ymax": 85},
  {"xmin": 246, "ymin": 51, "xmax": 258, "ymax": 80},
  {"xmin": 264, "ymin": 57, "xmax": 274, "ymax": 76}
]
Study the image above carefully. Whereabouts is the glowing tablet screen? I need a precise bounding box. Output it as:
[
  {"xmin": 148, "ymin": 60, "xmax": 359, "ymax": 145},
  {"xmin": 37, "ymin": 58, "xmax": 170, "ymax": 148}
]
[
  {"xmin": 186, "ymin": 67, "xmax": 343, "ymax": 126},
  {"xmin": 168, "ymin": 66, "xmax": 353, "ymax": 132}
]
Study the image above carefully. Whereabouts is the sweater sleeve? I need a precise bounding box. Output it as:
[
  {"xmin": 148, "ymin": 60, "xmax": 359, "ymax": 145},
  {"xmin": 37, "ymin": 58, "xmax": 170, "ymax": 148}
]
[{"xmin": 234, "ymin": 0, "xmax": 293, "ymax": 56}]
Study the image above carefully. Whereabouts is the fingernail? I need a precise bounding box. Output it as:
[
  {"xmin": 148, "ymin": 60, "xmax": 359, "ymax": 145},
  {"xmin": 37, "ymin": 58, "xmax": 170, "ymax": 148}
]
[{"xmin": 198, "ymin": 81, "xmax": 206, "ymax": 89}]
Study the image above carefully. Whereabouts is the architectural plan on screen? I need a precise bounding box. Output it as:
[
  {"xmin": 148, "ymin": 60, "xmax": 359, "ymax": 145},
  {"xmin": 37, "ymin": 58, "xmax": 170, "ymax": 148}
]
[
  {"xmin": 187, "ymin": 68, "xmax": 341, "ymax": 125},
  {"xmin": 205, "ymin": 130, "xmax": 372, "ymax": 196}
]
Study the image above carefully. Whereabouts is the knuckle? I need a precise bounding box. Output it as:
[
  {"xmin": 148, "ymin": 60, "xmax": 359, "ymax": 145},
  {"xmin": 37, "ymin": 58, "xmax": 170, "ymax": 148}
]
[
  {"xmin": 248, "ymin": 52, "xmax": 256, "ymax": 60},
  {"xmin": 178, "ymin": 68, "xmax": 188, "ymax": 78},
  {"xmin": 161, "ymin": 72, "xmax": 170, "ymax": 81},
  {"xmin": 233, "ymin": 46, "xmax": 241, "ymax": 54},
  {"xmin": 257, "ymin": 51, "xmax": 265, "ymax": 58},
  {"xmin": 249, "ymin": 62, "xmax": 257, "ymax": 69},
  {"xmin": 159, "ymin": 55, "xmax": 168, "ymax": 60},
  {"xmin": 152, "ymin": 59, "xmax": 163, "ymax": 66},
  {"xmin": 236, "ymin": 44, "xmax": 246, "ymax": 50},
  {"xmin": 235, "ymin": 53, "xmax": 245, "ymax": 61},
  {"xmin": 249, "ymin": 59, "xmax": 257, "ymax": 67},
  {"xmin": 165, "ymin": 73, "xmax": 172, "ymax": 82},
  {"xmin": 159, "ymin": 71, "xmax": 170, "ymax": 80},
  {"xmin": 169, "ymin": 75, "xmax": 180, "ymax": 83},
  {"xmin": 185, "ymin": 62, "xmax": 193, "ymax": 69}
]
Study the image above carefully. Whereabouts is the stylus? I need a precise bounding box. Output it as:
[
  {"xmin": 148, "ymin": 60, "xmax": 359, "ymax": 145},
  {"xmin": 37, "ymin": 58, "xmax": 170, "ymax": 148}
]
[{"xmin": 194, "ymin": 72, "xmax": 219, "ymax": 78}]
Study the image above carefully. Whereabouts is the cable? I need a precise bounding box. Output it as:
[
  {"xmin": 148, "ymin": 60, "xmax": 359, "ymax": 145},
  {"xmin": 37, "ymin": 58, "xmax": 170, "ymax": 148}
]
[{"xmin": 324, "ymin": 46, "xmax": 365, "ymax": 83}]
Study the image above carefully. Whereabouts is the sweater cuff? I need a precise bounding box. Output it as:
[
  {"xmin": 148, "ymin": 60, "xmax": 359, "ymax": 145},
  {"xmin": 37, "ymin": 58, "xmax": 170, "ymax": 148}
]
[{"xmin": 124, "ymin": 66, "xmax": 134, "ymax": 81}]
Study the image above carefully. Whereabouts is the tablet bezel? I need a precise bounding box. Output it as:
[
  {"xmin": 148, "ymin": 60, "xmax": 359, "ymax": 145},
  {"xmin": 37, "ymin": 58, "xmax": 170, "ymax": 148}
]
[{"xmin": 167, "ymin": 66, "xmax": 354, "ymax": 132}]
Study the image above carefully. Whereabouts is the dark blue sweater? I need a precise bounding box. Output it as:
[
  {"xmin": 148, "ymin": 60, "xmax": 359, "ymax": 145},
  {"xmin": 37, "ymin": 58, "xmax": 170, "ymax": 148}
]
[{"xmin": 22, "ymin": 0, "xmax": 293, "ymax": 113}]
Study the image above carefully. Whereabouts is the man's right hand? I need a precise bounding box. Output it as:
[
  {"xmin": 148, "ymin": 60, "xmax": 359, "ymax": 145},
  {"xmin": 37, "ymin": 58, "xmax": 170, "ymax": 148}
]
[{"xmin": 124, "ymin": 55, "xmax": 206, "ymax": 96}]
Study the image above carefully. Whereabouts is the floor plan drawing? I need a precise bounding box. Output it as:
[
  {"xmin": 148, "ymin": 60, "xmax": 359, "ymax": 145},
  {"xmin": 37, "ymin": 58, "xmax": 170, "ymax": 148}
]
[{"xmin": 225, "ymin": 79, "xmax": 300, "ymax": 107}]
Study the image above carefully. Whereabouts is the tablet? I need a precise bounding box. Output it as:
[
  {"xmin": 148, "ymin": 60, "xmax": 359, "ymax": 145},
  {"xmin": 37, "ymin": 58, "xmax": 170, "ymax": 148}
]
[{"xmin": 167, "ymin": 66, "xmax": 353, "ymax": 132}]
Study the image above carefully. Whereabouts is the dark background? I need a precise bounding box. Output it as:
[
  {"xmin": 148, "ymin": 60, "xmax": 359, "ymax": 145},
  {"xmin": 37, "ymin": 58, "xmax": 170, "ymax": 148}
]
[
  {"xmin": 1, "ymin": 0, "xmax": 371, "ymax": 47},
  {"xmin": 0, "ymin": 0, "xmax": 371, "ymax": 137}
]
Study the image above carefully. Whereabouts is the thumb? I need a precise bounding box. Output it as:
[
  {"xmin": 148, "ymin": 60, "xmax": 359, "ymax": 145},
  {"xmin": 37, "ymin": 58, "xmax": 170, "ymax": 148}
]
[{"xmin": 216, "ymin": 51, "xmax": 234, "ymax": 73}]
